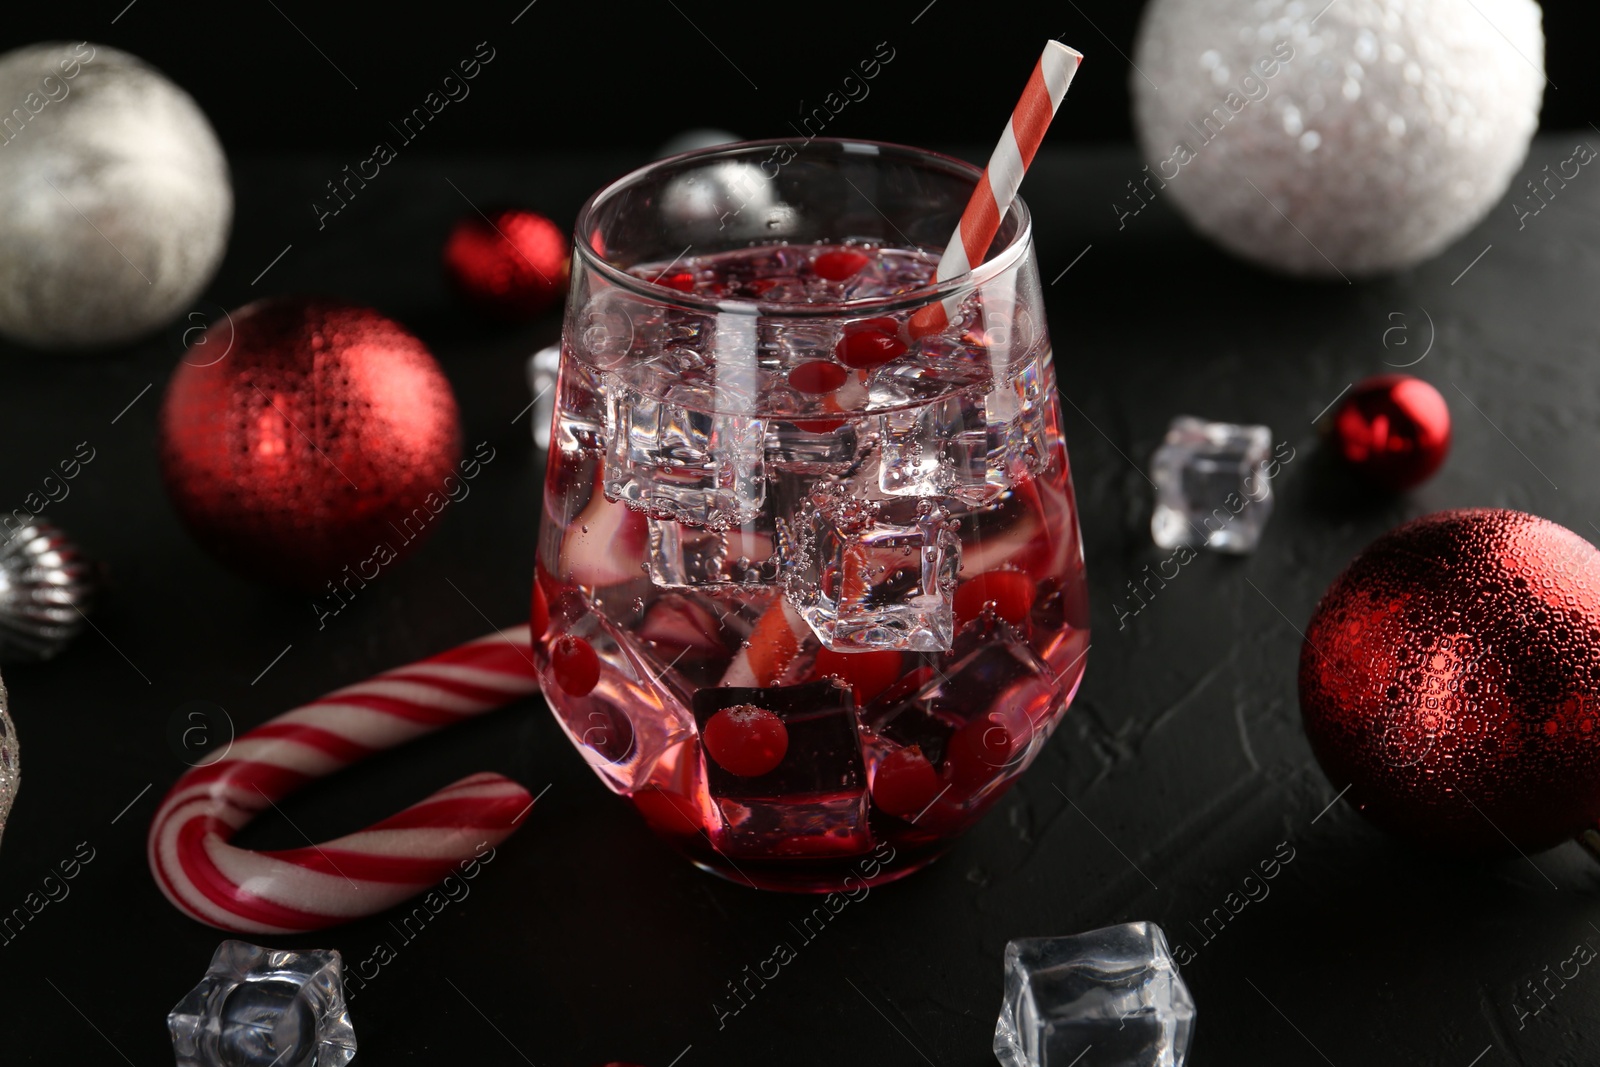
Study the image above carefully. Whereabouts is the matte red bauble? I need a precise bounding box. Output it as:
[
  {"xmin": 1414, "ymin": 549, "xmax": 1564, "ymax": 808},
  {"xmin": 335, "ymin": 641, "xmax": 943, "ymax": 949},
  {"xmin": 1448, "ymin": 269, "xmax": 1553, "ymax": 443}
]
[
  {"xmin": 443, "ymin": 208, "xmax": 569, "ymax": 319},
  {"xmin": 1300, "ymin": 509, "xmax": 1600, "ymax": 853},
  {"xmin": 1330, "ymin": 374, "xmax": 1450, "ymax": 490},
  {"xmin": 159, "ymin": 297, "xmax": 462, "ymax": 589}
]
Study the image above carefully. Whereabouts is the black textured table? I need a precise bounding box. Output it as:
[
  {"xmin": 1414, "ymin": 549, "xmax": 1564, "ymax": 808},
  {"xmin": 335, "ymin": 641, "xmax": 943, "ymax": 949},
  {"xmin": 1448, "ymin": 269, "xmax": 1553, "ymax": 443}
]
[{"xmin": 1, "ymin": 138, "xmax": 1596, "ymax": 1067}]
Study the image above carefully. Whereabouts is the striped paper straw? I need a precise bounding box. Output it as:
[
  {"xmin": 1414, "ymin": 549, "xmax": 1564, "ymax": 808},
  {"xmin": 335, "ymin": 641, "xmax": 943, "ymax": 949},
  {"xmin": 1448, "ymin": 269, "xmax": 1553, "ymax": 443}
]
[{"xmin": 909, "ymin": 41, "xmax": 1083, "ymax": 338}]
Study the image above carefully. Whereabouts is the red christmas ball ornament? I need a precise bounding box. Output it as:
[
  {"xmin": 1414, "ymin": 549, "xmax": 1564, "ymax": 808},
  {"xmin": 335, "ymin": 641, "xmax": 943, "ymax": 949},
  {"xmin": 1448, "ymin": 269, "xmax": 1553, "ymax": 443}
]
[
  {"xmin": 159, "ymin": 297, "xmax": 462, "ymax": 589},
  {"xmin": 443, "ymin": 207, "xmax": 569, "ymax": 319},
  {"xmin": 1300, "ymin": 509, "xmax": 1600, "ymax": 853},
  {"xmin": 1330, "ymin": 374, "xmax": 1451, "ymax": 490}
]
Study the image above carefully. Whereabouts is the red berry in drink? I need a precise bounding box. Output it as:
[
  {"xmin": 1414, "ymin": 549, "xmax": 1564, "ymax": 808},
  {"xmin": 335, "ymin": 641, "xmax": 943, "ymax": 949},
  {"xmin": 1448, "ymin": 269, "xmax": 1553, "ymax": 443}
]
[
  {"xmin": 812, "ymin": 249, "xmax": 870, "ymax": 281},
  {"xmin": 791, "ymin": 416, "xmax": 847, "ymax": 433},
  {"xmin": 953, "ymin": 569, "xmax": 1037, "ymax": 627},
  {"xmin": 946, "ymin": 712, "xmax": 1016, "ymax": 786},
  {"xmin": 630, "ymin": 788, "xmax": 700, "ymax": 836},
  {"xmin": 811, "ymin": 647, "xmax": 902, "ymax": 706},
  {"xmin": 788, "ymin": 360, "xmax": 849, "ymax": 394},
  {"xmin": 551, "ymin": 635, "xmax": 601, "ymax": 697},
  {"xmin": 872, "ymin": 746, "xmax": 942, "ymax": 819},
  {"xmin": 530, "ymin": 579, "xmax": 549, "ymax": 646},
  {"xmin": 836, "ymin": 325, "xmax": 907, "ymax": 369},
  {"xmin": 655, "ymin": 270, "xmax": 696, "ymax": 292},
  {"xmin": 703, "ymin": 704, "xmax": 788, "ymax": 777}
]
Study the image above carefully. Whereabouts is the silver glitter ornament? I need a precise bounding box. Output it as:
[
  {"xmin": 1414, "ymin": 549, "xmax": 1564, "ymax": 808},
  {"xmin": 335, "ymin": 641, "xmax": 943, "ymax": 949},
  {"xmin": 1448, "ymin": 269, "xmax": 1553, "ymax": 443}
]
[
  {"xmin": 0, "ymin": 520, "xmax": 96, "ymax": 661},
  {"xmin": 1130, "ymin": 0, "xmax": 1544, "ymax": 278},
  {"xmin": 0, "ymin": 681, "xmax": 16, "ymax": 854},
  {"xmin": 0, "ymin": 41, "xmax": 232, "ymax": 349}
]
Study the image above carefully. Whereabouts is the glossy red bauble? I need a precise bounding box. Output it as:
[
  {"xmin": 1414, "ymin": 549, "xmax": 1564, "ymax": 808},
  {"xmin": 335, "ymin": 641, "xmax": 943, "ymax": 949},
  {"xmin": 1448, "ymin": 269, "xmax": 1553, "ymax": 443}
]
[
  {"xmin": 1331, "ymin": 374, "xmax": 1450, "ymax": 491},
  {"xmin": 443, "ymin": 207, "xmax": 569, "ymax": 319},
  {"xmin": 159, "ymin": 297, "xmax": 462, "ymax": 589},
  {"xmin": 1300, "ymin": 509, "xmax": 1600, "ymax": 853}
]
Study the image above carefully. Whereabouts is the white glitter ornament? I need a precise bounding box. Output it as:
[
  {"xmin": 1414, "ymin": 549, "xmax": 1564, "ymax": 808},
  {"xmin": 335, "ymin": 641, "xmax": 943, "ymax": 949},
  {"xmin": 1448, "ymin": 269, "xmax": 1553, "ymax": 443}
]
[
  {"xmin": 1130, "ymin": 0, "xmax": 1545, "ymax": 278},
  {"xmin": 0, "ymin": 42, "xmax": 231, "ymax": 349}
]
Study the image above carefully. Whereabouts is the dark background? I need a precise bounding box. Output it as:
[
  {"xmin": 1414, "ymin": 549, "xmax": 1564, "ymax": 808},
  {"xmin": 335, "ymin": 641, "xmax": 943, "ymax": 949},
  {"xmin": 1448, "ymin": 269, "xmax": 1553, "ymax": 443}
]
[
  {"xmin": 2, "ymin": 0, "xmax": 1599, "ymax": 151},
  {"xmin": 2, "ymin": 4, "xmax": 1600, "ymax": 1067}
]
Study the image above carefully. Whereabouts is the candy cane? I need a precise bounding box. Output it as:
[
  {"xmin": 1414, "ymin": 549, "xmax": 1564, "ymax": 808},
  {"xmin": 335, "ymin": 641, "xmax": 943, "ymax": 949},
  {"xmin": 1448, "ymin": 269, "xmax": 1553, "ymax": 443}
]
[{"xmin": 148, "ymin": 626, "xmax": 542, "ymax": 934}]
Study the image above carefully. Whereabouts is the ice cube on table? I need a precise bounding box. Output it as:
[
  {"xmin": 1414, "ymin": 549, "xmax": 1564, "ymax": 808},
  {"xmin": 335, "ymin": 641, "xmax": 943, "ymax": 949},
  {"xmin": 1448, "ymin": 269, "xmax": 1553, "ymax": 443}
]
[
  {"xmin": 792, "ymin": 496, "xmax": 961, "ymax": 653},
  {"xmin": 1150, "ymin": 416, "xmax": 1274, "ymax": 554},
  {"xmin": 604, "ymin": 388, "xmax": 767, "ymax": 528},
  {"xmin": 994, "ymin": 923, "xmax": 1195, "ymax": 1067},
  {"xmin": 169, "ymin": 940, "xmax": 356, "ymax": 1067},
  {"xmin": 692, "ymin": 680, "xmax": 871, "ymax": 857}
]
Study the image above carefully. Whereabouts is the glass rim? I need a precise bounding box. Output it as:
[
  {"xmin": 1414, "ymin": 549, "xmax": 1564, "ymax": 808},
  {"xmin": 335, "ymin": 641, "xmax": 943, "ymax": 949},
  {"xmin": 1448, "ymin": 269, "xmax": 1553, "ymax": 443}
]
[{"xmin": 571, "ymin": 137, "xmax": 1035, "ymax": 318}]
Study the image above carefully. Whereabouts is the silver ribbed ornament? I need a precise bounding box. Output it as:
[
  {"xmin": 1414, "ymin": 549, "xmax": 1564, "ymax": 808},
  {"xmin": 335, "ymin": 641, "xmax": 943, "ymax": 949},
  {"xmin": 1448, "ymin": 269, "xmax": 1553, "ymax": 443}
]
[
  {"xmin": 0, "ymin": 681, "xmax": 16, "ymax": 852},
  {"xmin": 0, "ymin": 520, "xmax": 96, "ymax": 660}
]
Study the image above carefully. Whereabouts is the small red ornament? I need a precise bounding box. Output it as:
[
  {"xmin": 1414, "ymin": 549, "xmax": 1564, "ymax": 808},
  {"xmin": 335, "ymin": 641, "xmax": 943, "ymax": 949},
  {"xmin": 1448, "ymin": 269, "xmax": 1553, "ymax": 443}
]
[
  {"xmin": 703, "ymin": 704, "xmax": 788, "ymax": 777},
  {"xmin": 1330, "ymin": 374, "xmax": 1450, "ymax": 490},
  {"xmin": 1300, "ymin": 509, "xmax": 1600, "ymax": 853},
  {"xmin": 159, "ymin": 297, "xmax": 461, "ymax": 589},
  {"xmin": 443, "ymin": 207, "xmax": 569, "ymax": 319}
]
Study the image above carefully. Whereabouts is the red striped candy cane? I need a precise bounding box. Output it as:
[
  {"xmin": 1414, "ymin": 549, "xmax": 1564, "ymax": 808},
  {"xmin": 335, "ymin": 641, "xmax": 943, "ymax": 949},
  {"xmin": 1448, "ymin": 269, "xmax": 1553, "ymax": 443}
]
[
  {"xmin": 148, "ymin": 626, "xmax": 542, "ymax": 934},
  {"xmin": 909, "ymin": 41, "xmax": 1082, "ymax": 339}
]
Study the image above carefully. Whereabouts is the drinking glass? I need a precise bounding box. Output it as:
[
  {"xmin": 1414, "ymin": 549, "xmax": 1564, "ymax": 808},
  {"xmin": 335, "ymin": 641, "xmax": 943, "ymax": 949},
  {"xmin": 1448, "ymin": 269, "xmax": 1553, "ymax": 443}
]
[{"xmin": 535, "ymin": 139, "xmax": 1088, "ymax": 891}]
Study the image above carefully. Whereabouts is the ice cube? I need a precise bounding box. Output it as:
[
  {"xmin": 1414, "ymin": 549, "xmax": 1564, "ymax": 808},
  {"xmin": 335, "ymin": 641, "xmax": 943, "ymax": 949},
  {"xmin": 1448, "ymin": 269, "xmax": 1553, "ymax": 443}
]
[
  {"xmin": 693, "ymin": 680, "xmax": 870, "ymax": 857},
  {"xmin": 879, "ymin": 381, "xmax": 1048, "ymax": 504},
  {"xmin": 766, "ymin": 419, "xmax": 863, "ymax": 474},
  {"xmin": 1149, "ymin": 416, "xmax": 1274, "ymax": 554},
  {"xmin": 603, "ymin": 388, "xmax": 766, "ymax": 528},
  {"xmin": 994, "ymin": 923, "xmax": 1196, "ymax": 1067},
  {"xmin": 169, "ymin": 940, "xmax": 356, "ymax": 1067},
  {"xmin": 647, "ymin": 517, "xmax": 778, "ymax": 587},
  {"xmin": 792, "ymin": 496, "xmax": 960, "ymax": 653},
  {"xmin": 869, "ymin": 618, "xmax": 1058, "ymax": 790}
]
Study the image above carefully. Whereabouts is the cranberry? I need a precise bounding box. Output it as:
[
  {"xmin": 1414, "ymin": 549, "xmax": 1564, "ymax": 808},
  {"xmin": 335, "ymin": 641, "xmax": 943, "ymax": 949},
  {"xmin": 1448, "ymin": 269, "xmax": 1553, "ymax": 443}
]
[
  {"xmin": 551, "ymin": 635, "xmax": 601, "ymax": 696},
  {"xmin": 953, "ymin": 570, "xmax": 1038, "ymax": 627},
  {"xmin": 836, "ymin": 325, "xmax": 907, "ymax": 370},
  {"xmin": 530, "ymin": 579, "xmax": 549, "ymax": 646},
  {"xmin": 872, "ymin": 746, "xmax": 942, "ymax": 819},
  {"xmin": 946, "ymin": 712, "xmax": 1016, "ymax": 786},
  {"xmin": 703, "ymin": 704, "xmax": 789, "ymax": 777},
  {"xmin": 630, "ymin": 789, "xmax": 699, "ymax": 836},
  {"xmin": 655, "ymin": 270, "xmax": 696, "ymax": 292},
  {"xmin": 812, "ymin": 647, "xmax": 903, "ymax": 706},
  {"xmin": 791, "ymin": 416, "xmax": 847, "ymax": 433},
  {"xmin": 788, "ymin": 360, "xmax": 849, "ymax": 394},
  {"xmin": 812, "ymin": 249, "xmax": 870, "ymax": 281}
]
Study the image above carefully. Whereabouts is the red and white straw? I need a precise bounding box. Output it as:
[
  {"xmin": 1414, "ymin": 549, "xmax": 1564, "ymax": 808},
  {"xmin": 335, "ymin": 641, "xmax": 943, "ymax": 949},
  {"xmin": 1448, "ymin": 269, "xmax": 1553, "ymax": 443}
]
[
  {"xmin": 148, "ymin": 627, "xmax": 542, "ymax": 934},
  {"xmin": 909, "ymin": 41, "xmax": 1082, "ymax": 338}
]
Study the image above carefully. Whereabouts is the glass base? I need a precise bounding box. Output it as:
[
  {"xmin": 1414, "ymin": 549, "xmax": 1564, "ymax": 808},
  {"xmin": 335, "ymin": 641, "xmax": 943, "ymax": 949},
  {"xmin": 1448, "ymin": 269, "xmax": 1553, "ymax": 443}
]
[{"xmin": 678, "ymin": 838, "xmax": 951, "ymax": 893}]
